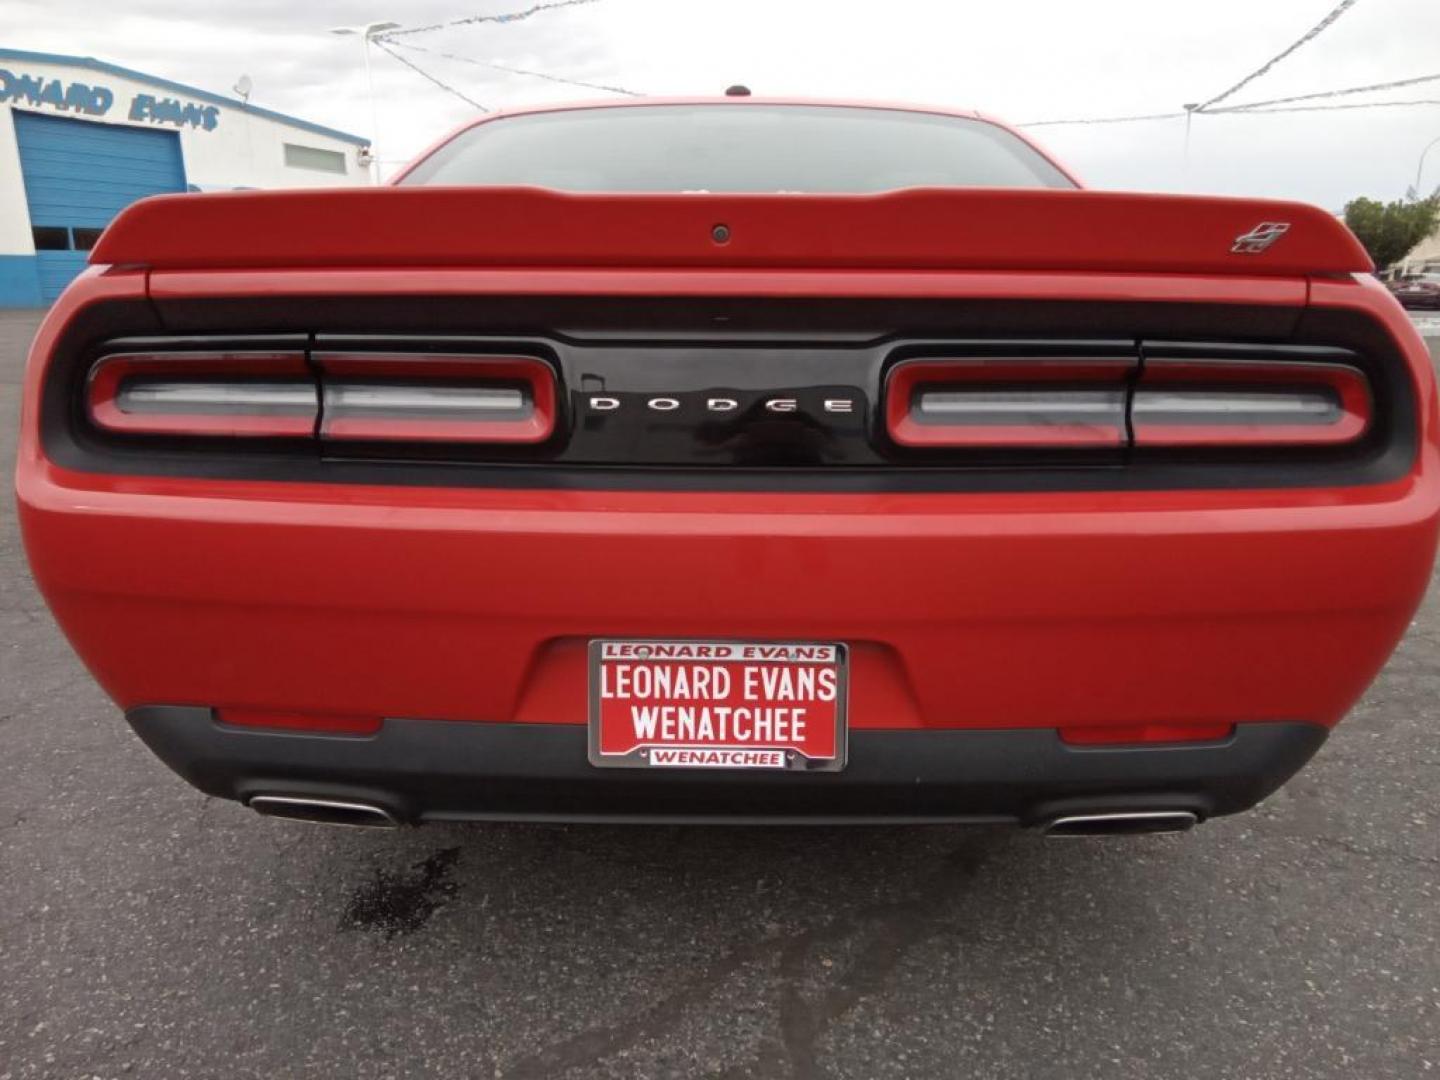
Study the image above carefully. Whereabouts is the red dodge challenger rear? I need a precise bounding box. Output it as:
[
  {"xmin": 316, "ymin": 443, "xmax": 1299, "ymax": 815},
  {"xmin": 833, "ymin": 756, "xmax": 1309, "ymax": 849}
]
[{"xmin": 15, "ymin": 99, "xmax": 1439, "ymax": 833}]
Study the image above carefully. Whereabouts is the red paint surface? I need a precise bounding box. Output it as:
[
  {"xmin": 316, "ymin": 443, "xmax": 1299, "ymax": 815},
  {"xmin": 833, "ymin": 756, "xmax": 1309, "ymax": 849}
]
[
  {"xmin": 91, "ymin": 186, "xmax": 1370, "ymax": 277},
  {"xmin": 146, "ymin": 267, "xmax": 1310, "ymax": 306}
]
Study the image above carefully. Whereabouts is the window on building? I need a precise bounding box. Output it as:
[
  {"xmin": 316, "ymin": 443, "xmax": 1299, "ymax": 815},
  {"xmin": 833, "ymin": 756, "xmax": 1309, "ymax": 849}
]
[
  {"xmin": 32, "ymin": 226, "xmax": 70, "ymax": 250},
  {"xmin": 284, "ymin": 143, "xmax": 348, "ymax": 175},
  {"xmin": 71, "ymin": 227, "xmax": 104, "ymax": 251}
]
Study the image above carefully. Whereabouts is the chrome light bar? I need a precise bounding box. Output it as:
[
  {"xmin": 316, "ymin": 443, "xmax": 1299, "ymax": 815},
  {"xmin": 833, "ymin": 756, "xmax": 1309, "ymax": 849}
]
[
  {"xmin": 116, "ymin": 380, "xmax": 318, "ymax": 415},
  {"xmin": 324, "ymin": 384, "xmax": 527, "ymax": 417},
  {"xmin": 916, "ymin": 389, "xmax": 1126, "ymax": 424},
  {"xmin": 1131, "ymin": 389, "xmax": 1340, "ymax": 425}
]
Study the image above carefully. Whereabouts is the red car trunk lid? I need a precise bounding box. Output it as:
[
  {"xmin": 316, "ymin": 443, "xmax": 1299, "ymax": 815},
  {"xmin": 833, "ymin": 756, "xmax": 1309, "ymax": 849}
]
[{"xmin": 90, "ymin": 186, "xmax": 1372, "ymax": 277}]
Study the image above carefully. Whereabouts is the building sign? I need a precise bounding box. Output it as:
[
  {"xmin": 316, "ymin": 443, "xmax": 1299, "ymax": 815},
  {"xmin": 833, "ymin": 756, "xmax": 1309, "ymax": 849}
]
[
  {"xmin": 128, "ymin": 94, "xmax": 219, "ymax": 131},
  {"xmin": 0, "ymin": 68, "xmax": 219, "ymax": 131},
  {"xmin": 0, "ymin": 70, "xmax": 112, "ymax": 115}
]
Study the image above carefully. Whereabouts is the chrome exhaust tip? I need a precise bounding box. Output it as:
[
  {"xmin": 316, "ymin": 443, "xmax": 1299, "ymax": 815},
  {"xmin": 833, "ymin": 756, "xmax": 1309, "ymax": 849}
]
[
  {"xmin": 1042, "ymin": 810, "xmax": 1199, "ymax": 838},
  {"xmin": 248, "ymin": 794, "xmax": 399, "ymax": 828}
]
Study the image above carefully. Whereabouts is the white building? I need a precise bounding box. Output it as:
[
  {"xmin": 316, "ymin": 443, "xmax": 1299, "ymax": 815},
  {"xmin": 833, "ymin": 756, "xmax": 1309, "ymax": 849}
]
[
  {"xmin": 1396, "ymin": 228, "xmax": 1440, "ymax": 276},
  {"xmin": 0, "ymin": 47, "xmax": 371, "ymax": 306}
]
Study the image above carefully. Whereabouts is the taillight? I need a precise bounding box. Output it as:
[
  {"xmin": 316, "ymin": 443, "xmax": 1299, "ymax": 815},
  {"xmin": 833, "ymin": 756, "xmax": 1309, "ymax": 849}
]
[
  {"xmin": 1131, "ymin": 359, "xmax": 1370, "ymax": 447},
  {"xmin": 885, "ymin": 358, "xmax": 1134, "ymax": 448},
  {"xmin": 85, "ymin": 350, "xmax": 558, "ymax": 445},
  {"xmin": 87, "ymin": 351, "xmax": 316, "ymax": 437},
  {"xmin": 886, "ymin": 354, "xmax": 1372, "ymax": 451},
  {"xmin": 313, "ymin": 353, "xmax": 556, "ymax": 444}
]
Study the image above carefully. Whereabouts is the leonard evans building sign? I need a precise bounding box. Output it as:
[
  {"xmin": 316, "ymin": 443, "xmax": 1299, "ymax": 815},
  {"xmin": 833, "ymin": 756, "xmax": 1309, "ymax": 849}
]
[{"xmin": 0, "ymin": 66, "xmax": 221, "ymax": 131}]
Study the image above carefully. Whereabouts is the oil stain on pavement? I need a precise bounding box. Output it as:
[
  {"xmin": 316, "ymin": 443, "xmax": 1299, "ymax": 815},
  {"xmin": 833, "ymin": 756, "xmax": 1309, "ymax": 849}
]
[{"xmin": 341, "ymin": 846, "xmax": 462, "ymax": 938}]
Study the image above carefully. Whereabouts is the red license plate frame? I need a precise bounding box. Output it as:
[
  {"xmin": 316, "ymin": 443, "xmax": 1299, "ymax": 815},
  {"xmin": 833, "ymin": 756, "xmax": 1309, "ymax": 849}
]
[{"xmin": 588, "ymin": 639, "xmax": 848, "ymax": 771}]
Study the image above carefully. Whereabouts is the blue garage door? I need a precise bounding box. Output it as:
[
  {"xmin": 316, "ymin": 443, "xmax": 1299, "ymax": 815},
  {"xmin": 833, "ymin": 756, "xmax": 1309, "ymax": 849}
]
[{"xmin": 14, "ymin": 111, "xmax": 185, "ymax": 302}]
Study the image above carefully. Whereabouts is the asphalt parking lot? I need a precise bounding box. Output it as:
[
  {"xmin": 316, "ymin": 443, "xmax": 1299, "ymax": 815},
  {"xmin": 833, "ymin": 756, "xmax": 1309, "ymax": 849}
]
[{"xmin": 1, "ymin": 308, "xmax": 1437, "ymax": 1080}]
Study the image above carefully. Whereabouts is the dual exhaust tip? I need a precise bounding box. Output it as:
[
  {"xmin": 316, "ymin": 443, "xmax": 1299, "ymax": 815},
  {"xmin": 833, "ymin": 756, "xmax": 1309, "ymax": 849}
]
[
  {"xmin": 247, "ymin": 795, "xmax": 1201, "ymax": 836},
  {"xmin": 249, "ymin": 794, "xmax": 399, "ymax": 828},
  {"xmin": 1042, "ymin": 810, "xmax": 1199, "ymax": 837}
]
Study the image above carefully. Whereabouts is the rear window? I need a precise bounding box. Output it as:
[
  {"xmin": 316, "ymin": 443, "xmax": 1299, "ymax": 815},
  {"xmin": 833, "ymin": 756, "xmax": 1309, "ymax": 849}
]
[{"xmin": 400, "ymin": 104, "xmax": 1075, "ymax": 193}]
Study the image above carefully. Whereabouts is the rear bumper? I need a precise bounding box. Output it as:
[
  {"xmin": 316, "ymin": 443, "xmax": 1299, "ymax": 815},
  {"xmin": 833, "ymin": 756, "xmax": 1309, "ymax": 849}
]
[
  {"xmin": 130, "ymin": 706, "xmax": 1328, "ymax": 825},
  {"xmin": 21, "ymin": 468, "xmax": 1440, "ymax": 737}
]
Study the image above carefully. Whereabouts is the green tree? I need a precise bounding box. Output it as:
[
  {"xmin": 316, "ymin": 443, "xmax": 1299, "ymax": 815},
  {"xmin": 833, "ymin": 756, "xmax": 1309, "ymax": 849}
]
[{"xmin": 1343, "ymin": 195, "xmax": 1440, "ymax": 271}]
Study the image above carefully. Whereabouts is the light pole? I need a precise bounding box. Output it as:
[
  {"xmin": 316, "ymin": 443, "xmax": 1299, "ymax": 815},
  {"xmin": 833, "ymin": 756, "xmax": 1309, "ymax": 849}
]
[
  {"xmin": 330, "ymin": 21, "xmax": 401, "ymax": 183},
  {"xmin": 1416, "ymin": 134, "xmax": 1440, "ymax": 197}
]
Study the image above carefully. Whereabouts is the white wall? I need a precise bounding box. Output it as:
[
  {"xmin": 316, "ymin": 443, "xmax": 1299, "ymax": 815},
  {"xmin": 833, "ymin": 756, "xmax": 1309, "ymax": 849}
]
[
  {"xmin": 1400, "ymin": 229, "xmax": 1440, "ymax": 274},
  {"xmin": 179, "ymin": 100, "xmax": 370, "ymax": 192},
  {"xmin": 0, "ymin": 105, "xmax": 31, "ymax": 256},
  {"xmin": 0, "ymin": 55, "xmax": 371, "ymax": 257}
]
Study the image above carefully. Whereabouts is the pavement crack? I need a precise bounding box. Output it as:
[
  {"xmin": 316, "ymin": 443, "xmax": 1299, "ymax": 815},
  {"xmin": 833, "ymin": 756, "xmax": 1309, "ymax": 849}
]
[
  {"xmin": 774, "ymin": 843, "xmax": 990, "ymax": 1079},
  {"xmin": 498, "ymin": 839, "xmax": 995, "ymax": 1080},
  {"xmin": 1297, "ymin": 831, "xmax": 1440, "ymax": 870},
  {"xmin": 498, "ymin": 929, "xmax": 775, "ymax": 1079}
]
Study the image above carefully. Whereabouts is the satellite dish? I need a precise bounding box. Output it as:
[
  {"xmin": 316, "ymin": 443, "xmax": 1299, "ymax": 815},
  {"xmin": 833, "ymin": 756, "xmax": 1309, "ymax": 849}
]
[{"xmin": 234, "ymin": 74, "xmax": 253, "ymax": 103}]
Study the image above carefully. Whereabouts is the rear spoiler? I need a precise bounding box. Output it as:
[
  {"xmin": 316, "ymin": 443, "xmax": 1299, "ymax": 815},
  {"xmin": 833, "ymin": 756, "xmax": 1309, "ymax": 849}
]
[{"xmin": 91, "ymin": 186, "xmax": 1372, "ymax": 277}]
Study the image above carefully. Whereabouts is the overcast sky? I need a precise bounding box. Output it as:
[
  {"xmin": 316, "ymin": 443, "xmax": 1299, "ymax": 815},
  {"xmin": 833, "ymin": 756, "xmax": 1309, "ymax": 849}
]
[{"xmin": 3, "ymin": 0, "xmax": 1438, "ymax": 207}]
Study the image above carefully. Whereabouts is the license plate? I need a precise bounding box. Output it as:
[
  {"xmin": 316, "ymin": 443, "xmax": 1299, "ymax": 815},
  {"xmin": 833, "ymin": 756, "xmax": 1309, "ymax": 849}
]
[{"xmin": 588, "ymin": 640, "xmax": 848, "ymax": 771}]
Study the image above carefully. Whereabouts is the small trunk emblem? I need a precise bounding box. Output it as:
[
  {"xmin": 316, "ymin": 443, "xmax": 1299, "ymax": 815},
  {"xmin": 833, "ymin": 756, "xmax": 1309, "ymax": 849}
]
[{"xmin": 1232, "ymin": 222, "xmax": 1290, "ymax": 254}]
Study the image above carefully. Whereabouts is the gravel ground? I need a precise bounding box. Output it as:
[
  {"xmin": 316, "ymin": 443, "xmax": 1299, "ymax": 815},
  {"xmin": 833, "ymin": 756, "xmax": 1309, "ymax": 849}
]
[{"xmin": 1, "ymin": 307, "xmax": 1437, "ymax": 1080}]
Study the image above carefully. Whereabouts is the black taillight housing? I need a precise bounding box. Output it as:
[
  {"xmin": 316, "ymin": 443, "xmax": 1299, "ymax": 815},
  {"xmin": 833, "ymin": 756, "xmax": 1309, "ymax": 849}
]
[{"xmin": 64, "ymin": 325, "xmax": 1404, "ymax": 494}]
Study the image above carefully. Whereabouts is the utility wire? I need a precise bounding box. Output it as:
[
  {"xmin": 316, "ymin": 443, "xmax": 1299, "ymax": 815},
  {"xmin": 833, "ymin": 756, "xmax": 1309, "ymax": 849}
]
[
  {"xmin": 391, "ymin": 40, "xmax": 642, "ymax": 97},
  {"xmin": 1222, "ymin": 98, "xmax": 1440, "ymax": 114},
  {"xmin": 1021, "ymin": 68, "xmax": 1440, "ymax": 128},
  {"xmin": 373, "ymin": 39, "xmax": 490, "ymax": 110},
  {"xmin": 383, "ymin": 0, "xmax": 602, "ymax": 39},
  {"xmin": 1198, "ymin": 0, "xmax": 1361, "ymax": 111},
  {"xmin": 1019, "ymin": 110, "xmax": 1186, "ymax": 128},
  {"xmin": 1023, "ymin": 79, "xmax": 1440, "ymax": 127},
  {"xmin": 1212, "ymin": 71, "xmax": 1440, "ymax": 112}
]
